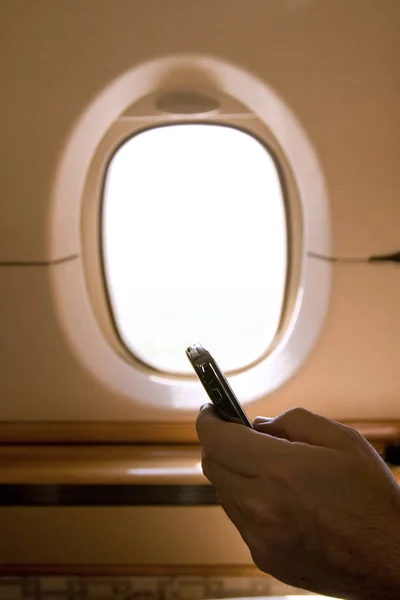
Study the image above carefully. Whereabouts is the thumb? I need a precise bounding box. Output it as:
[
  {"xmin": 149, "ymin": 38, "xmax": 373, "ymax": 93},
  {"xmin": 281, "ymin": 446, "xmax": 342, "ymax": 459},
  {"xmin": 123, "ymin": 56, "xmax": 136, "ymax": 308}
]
[{"xmin": 254, "ymin": 407, "xmax": 359, "ymax": 450}]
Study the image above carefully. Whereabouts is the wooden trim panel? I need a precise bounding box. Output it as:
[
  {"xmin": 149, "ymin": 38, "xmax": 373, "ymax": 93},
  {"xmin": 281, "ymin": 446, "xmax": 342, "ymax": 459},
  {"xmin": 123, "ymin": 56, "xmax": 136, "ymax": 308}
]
[
  {"xmin": 0, "ymin": 564, "xmax": 266, "ymax": 577},
  {"xmin": 1, "ymin": 420, "xmax": 400, "ymax": 445},
  {"xmin": 0, "ymin": 484, "xmax": 218, "ymax": 506},
  {"xmin": 0, "ymin": 444, "xmax": 398, "ymax": 486},
  {"xmin": 0, "ymin": 445, "xmax": 205, "ymax": 485},
  {"xmin": 0, "ymin": 422, "xmax": 198, "ymax": 444}
]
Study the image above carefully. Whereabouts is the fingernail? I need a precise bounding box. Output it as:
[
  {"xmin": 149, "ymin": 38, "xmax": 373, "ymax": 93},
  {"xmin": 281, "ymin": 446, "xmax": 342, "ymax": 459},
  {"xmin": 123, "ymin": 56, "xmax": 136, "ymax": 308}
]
[
  {"xmin": 253, "ymin": 417, "xmax": 273, "ymax": 429},
  {"xmin": 199, "ymin": 403, "xmax": 209, "ymax": 412}
]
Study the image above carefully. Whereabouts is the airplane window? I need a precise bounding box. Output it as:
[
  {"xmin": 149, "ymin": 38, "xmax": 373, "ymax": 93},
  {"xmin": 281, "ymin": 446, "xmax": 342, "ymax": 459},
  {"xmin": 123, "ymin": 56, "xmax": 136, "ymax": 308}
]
[{"xmin": 102, "ymin": 123, "xmax": 287, "ymax": 375}]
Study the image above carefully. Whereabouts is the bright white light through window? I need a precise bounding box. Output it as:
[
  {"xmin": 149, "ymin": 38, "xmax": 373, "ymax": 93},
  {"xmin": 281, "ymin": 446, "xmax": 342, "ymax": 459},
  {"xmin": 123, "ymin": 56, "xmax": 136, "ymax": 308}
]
[{"xmin": 102, "ymin": 124, "xmax": 287, "ymax": 374}]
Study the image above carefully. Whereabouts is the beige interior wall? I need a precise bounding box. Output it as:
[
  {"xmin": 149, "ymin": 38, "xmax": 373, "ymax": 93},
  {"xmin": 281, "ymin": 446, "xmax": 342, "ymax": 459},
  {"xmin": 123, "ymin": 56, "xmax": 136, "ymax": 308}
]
[
  {"xmin": 0, "ymin": 507, "xmax": 252, "ymax": 566},
  {"xmin": 0, "ymin": 0, "xmax": 399, "ymax": 422}
]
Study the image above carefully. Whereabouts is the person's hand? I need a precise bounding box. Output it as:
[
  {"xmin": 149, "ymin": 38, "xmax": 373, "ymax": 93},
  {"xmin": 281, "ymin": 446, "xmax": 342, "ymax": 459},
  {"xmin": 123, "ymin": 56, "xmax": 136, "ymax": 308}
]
[{"xmin": 196, "ymin": 405, "xmax": 400, "ymax": 600}]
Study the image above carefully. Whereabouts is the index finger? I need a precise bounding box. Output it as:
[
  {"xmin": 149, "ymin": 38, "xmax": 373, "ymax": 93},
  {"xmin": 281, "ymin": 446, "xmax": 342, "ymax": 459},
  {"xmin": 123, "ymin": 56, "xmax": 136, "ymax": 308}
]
[{"xmin": 196, "ymin": 404, "xmax": 290, "ymax": 477}]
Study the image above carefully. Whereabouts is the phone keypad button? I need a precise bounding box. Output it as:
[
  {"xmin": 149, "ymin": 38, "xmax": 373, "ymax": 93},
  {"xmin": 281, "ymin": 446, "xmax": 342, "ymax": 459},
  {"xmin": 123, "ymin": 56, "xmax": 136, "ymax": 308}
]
[
  {"xmin": 210, "ymin": 388, "xmax": 222, "ymax": 403},
  {"xmin": 201, "ymin": 364, "xmax": 214, "ymax": 384}
]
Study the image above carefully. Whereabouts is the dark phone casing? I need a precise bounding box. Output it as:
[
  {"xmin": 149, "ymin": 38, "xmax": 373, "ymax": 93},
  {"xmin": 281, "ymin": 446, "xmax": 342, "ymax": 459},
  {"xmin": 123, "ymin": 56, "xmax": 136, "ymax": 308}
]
[{"xmin": 186, "ymin": 343, "xmax": 253, "ymax": 428}]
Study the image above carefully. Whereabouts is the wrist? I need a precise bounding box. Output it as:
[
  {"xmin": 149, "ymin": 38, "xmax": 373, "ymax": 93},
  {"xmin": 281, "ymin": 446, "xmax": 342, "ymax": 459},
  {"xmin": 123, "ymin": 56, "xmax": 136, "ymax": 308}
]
[{"xmin": 352, "ymin": 511, "xmax": 400, "ymax": 600}]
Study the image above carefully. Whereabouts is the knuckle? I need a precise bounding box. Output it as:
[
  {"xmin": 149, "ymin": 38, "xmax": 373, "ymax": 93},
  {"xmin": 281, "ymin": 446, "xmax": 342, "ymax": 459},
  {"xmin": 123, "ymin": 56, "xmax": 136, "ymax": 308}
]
[
  {"xmin": 341, "ymin": 423, "xmax": 365, "ymax": 445},
  {"xmin": 286, "ymin": 406, "xmax": 310, "ymax": 419},
  {"xmin": 278, "ymin": 406, "xmax": 311, "ymax": 425},
  {"xmin": 290, "ymin": 406, "xmax": 312, "ymax": 418}
]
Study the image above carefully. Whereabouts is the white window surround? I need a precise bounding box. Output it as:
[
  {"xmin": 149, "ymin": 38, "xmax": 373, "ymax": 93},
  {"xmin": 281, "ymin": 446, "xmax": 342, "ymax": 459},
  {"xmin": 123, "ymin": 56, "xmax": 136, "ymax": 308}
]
[{"xmin": 48, "ymin": 55, "xmax": 331, "ymax": 411}]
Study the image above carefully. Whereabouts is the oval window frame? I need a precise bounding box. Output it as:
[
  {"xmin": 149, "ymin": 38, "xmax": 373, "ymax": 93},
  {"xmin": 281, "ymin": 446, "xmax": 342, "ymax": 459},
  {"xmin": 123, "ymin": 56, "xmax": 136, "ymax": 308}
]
[{"xmin": 49, "ymin": 55, "xmax": 331, "ymax": 411}]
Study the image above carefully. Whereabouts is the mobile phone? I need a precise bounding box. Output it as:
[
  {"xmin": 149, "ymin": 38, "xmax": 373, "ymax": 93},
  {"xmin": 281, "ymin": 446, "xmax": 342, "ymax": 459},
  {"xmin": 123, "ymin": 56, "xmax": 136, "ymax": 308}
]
[{"xmin": 186, "ymin": 343, "xmax": 253, "ymax": 428}]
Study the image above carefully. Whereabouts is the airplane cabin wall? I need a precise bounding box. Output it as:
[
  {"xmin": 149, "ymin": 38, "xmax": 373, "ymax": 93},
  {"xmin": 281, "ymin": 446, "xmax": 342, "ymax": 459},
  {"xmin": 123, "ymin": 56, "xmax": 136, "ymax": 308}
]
[{"xmin": 0, "ymin": 0, "xmax": 399, "ymax": 422}]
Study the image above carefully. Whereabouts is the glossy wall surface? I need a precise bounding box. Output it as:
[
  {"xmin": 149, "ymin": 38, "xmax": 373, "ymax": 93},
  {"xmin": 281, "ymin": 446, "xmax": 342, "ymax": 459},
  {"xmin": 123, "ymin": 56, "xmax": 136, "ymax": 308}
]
[
  {"xmin": 1, "ymin": 0, "xmax": 400, "ymax": 573},
  {"xmin": 0, "ymin": 2, "xmax": 399, "ymax": 417}
]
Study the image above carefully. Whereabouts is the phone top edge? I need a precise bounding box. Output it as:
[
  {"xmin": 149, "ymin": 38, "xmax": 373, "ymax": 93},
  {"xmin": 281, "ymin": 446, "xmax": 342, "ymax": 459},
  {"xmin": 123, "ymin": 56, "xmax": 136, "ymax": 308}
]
[{"xmin": 186, "ymin": 343, "xmax": 210, "ymax": 363}]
